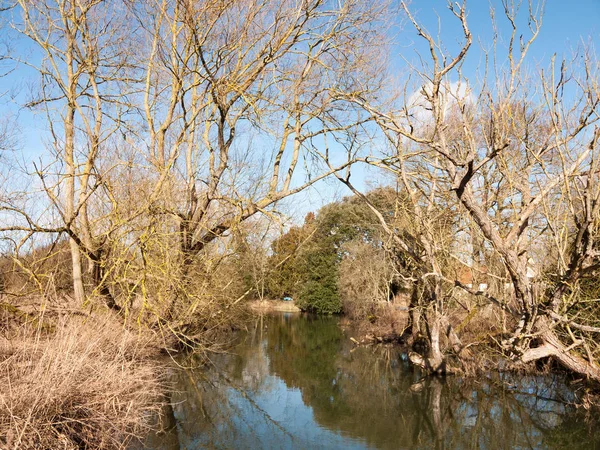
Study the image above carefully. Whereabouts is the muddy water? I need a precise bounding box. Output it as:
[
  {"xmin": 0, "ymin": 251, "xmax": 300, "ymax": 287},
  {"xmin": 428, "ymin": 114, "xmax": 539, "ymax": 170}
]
[{"xmin": 145, "ymin": 313, "xmax": 600, "ymax": 449}]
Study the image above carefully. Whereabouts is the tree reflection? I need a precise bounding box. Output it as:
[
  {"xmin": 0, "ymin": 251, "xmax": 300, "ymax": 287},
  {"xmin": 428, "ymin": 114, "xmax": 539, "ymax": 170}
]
[{"xmin": 160, "ymin": 314, "xmax": 600, "ymax": 449}]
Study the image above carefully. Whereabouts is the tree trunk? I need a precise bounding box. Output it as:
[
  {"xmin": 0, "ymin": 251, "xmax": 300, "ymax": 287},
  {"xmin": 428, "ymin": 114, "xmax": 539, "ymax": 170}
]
[
  {"xmin": 428, "ymin": 313, "xmax": 444, "ymax": 370},
  {"xmin": 521, "ymin": 317, "xmax": 600, "ymax": 382},
  {"xmin": 69, "ymin": 238, "xmax": 85, "ymax": 304},
  {"xmin": 64, "ymin": 7, "xmax": 83, "ymax": 304}
]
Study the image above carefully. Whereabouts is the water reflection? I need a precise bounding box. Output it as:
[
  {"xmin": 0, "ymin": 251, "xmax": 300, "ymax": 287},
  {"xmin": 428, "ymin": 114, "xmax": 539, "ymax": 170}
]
[{"xmin": 149, "ymin": 313, "xmax": 600, "ymax": 449}]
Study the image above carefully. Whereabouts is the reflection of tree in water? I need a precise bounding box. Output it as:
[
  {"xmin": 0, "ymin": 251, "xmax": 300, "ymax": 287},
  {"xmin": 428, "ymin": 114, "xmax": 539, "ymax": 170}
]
[
  {"xmin": 168, "ymin": 322, "xmax": 283, "ymax": 448},
  {"xmin": 263, "ymin": 314, "xmax": 352, "ymax": 417},
  {"xmin": 264, "ymin": 315, "xmax": 600, "ymax": 450},
  {"xmin": 163, "ymin": 314, "xmax": 600, "ymax": 449}
]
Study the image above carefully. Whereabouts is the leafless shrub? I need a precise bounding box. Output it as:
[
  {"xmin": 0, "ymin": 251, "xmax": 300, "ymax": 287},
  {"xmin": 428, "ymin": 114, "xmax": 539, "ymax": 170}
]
[{"xmin": 338, "ymin": 241, "xmax": 395, "ymax": 320}]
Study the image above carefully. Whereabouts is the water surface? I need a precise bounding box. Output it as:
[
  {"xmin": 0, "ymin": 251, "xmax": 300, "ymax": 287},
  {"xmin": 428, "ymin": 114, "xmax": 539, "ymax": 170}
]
[{"xmin": 147, "ymin": 313, "xmax": 600, "ymax": 449}]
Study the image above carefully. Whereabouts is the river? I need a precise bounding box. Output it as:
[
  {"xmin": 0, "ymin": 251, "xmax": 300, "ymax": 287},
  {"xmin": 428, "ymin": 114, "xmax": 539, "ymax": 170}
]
[{"xmin": 143, "ymin": 312, "xmax": 600, "ymax": 449}]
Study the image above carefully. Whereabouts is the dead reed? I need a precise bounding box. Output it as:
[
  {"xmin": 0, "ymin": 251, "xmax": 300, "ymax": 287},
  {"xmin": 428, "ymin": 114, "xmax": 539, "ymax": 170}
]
[{"xmin": 0, "ymin": 314, "xmax": 166, "ymax": 449}]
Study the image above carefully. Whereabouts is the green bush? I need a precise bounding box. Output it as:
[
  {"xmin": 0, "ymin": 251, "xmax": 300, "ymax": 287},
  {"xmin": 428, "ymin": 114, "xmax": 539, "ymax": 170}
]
[{"xmin": 296, "ymin": 251, "xmax": 341, "ymax": 314}]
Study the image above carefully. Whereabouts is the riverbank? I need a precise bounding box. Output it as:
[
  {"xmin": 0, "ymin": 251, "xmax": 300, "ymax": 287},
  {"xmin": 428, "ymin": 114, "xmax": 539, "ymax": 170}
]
[{"xmin": 248, "ymin": 299, "xmax": 302, "ymax": 313}]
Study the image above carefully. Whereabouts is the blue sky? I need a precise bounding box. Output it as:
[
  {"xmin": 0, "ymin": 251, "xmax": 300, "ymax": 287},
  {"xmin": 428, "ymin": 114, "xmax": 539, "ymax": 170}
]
[
  {"xmin": 291, "ymin": 0, "xmax": 600, "ymax": 222},
  {"xmin": 402, "ymin": 0, "xmax": 598, "ymax": 60}
]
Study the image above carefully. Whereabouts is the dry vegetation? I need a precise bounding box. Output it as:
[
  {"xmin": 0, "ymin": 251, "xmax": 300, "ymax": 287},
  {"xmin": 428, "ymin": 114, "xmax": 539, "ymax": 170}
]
[{"xmin": 0, "ymin": 313, "xmax": 166, "ymax": 449}]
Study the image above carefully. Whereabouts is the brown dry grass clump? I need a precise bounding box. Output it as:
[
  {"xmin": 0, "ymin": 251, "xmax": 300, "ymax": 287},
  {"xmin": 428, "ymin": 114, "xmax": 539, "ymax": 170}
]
[{"xmin": 0, "ymin": 314, "xmax": 166, "ymax": 449}]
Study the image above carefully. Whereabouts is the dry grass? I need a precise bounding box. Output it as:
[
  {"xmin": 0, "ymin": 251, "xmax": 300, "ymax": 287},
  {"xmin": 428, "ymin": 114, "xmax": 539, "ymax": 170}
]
[
  {"xmin": 0, "ymin": 314, "xmax": 166, "ymax": 449},
  {"xmin": 248, "ymin": 299, "xmax": 302, "ymax": 313}
]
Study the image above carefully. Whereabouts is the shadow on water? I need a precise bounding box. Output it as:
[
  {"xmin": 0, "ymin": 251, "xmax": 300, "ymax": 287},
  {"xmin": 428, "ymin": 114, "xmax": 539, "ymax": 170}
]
[{"xmin": 143, "ymin": 313, "xmax": 600, "ymax": 449}]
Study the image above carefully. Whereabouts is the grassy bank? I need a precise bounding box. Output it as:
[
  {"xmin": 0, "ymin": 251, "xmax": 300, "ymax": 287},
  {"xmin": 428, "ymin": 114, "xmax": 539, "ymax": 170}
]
[{"xmin": 0, "ymin": 312, "xmax": 167, "ymax": 449}]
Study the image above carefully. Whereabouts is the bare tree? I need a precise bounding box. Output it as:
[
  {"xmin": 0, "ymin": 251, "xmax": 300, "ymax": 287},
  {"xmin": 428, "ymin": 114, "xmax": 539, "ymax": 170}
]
[
  {"xmin": 344, "ymin": 0, "xmax": 600, "ymax": 378},
  {"xmin": 104, "ymin": 0, "xmax": 393, "ymax": 325},
  {"xmin": 2, "ymin": 0, "xmax": 135, "ymax": 308}
]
